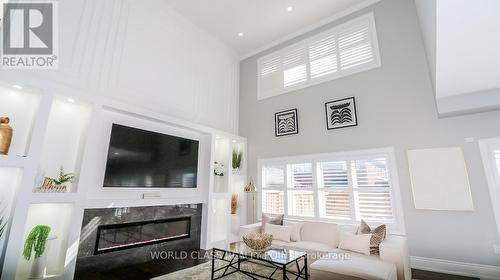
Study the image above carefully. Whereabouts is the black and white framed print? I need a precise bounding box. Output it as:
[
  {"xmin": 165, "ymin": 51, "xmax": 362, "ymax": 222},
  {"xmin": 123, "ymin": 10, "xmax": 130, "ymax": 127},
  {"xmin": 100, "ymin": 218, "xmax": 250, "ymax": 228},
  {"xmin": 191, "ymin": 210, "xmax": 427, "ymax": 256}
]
[
  {"xmin": 275, "ymin": 108, "xmax": 298, "ymax": 137},
  {"xmin": 325, "ymin": 97, "xmax": 358, "ymax": 130}
]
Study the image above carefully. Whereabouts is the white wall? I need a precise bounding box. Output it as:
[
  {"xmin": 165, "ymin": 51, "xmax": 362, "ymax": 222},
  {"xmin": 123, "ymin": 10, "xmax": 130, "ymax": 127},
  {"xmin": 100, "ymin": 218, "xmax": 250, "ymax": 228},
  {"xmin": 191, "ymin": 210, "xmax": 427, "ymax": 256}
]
[
  {"xmin": 239, "ymin": 0, "xmax": 500, "ymax": 267},
  {"xmin": 0, "ymin": 0, "xmax": 239, "ymax": 134}
]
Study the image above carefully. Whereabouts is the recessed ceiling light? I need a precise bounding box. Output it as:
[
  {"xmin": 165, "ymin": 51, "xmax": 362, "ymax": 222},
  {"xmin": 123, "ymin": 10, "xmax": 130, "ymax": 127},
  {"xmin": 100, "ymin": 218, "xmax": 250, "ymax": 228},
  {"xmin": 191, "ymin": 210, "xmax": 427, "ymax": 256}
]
[
  {"xmin": 232, "ymin": 140, "xmax": 237, "ymax": 143},
  {"xmin": 12, "ymin": 84, "xmax": 23, "ymax": 90},
  {"xmin": 67, "ymin": 98, "xmax": 75, "ymax": 103},
  {"xmin": 287, "ymin": 6, "xmax": 293, "ymax": 12},
  {"xmin": 238, "ymin": 32, "xmax": 244, "ymax": 37},
  {"xmin": 216, "ymin": 135, "xmax": 221, "ymax": 139}
]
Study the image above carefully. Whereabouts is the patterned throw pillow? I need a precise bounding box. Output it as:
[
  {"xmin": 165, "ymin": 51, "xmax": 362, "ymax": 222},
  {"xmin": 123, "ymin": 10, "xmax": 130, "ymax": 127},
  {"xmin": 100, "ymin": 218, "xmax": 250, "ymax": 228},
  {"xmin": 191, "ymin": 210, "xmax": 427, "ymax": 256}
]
[
  {"xmin": 261, "ymin": 213, "xmax": 284, "ymax": 233},
  {"xmin": 357, "ymin": 220, "xmax": 386, "ymax": 255}
]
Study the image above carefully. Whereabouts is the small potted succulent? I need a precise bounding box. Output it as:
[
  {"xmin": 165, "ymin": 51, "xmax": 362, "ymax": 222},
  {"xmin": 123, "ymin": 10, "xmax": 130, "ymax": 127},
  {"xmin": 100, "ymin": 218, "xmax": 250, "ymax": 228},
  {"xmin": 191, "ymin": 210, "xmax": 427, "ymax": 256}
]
[{"xmin": 42, "ymin": 167, "xmax": 75, "ymax": 192}]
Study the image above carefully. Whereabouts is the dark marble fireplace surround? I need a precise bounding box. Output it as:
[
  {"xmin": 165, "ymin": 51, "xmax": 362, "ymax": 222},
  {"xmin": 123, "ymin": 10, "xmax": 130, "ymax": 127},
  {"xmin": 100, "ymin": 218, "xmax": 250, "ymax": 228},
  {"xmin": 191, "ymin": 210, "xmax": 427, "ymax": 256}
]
[{"xmin": 75, "ymin": 204, "xmax": 202, "ymax": 277}]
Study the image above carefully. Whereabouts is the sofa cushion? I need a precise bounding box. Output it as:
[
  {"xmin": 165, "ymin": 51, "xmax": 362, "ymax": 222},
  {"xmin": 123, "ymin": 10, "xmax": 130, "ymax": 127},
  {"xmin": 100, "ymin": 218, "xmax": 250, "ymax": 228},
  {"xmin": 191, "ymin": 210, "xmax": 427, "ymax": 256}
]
[
  {"xmin": 311, "ymin": 250, "xmax": 397, "ymax": 280},
  {"xmin": 265, "ymin": 223, "xmax": 291, "ymax": 242},
  {"xmin": 338, "ymin": 230, "xmax": 371, "ymax": 256},
  {"xmin": 261, "ymin": 213, "xmax": 283, "ymax": 233},
  {"xmin": 283, "ymin": 220, "xmax": 303, "ymax": 241},
  {"xmin": 300, "ymin": 220, "xmax": 339, "ymax": 248}
]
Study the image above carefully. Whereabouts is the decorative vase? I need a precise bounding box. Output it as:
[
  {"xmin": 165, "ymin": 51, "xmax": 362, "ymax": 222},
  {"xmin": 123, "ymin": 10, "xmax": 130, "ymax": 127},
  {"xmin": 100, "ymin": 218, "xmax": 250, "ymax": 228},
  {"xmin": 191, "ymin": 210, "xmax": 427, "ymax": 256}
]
[
  {"xmin": 232, "ymin": 167, "xmax": 240, "ymax": 175},
  {"xmin": 29, "ymin": 237, "xmax": 56, "ymax": 279},
  {"xmin": 0, "ymin": 117, "xmax": 13, "ymax": 155},
  {"xmin": 231, "ymin": 214, "xmax": 240, "ymax": 235}
]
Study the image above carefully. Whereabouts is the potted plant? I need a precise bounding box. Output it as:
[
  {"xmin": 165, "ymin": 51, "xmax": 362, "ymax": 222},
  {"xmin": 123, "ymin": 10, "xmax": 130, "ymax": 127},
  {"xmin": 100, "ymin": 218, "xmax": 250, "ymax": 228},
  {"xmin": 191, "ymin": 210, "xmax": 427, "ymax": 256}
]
[
  {"xmin": 232, "ymin": 148, "xmax": 243, "ymax": 174},
  {"xmin": 44, "ymin": 167, "xmax": 75, "ymax": 192},
  {"xmin": 23, "ymin": 225, "xmax": 52, "ymax": 279}
]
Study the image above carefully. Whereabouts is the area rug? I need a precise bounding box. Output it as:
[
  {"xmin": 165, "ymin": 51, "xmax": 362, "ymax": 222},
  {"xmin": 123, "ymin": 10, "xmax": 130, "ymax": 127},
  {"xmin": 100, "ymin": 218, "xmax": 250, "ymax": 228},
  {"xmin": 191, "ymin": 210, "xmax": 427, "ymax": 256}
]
[{"xmin": 151, "ymin": 260, "xmax": 285, "ymax": 280}]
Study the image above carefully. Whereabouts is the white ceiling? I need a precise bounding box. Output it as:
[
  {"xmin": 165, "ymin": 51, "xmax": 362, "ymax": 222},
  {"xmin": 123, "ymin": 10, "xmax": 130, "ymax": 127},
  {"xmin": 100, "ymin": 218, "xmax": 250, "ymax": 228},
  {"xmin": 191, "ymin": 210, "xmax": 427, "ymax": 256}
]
[
  {"xmin": 416, "ymin": 0, "xmax": 500, "ymax": 99},
  {"xmin": 436, "ymin": 0, "xmax": 500, "ymax": 98},
  {"xmin": 165, "ymin": 0, "xmax": 380, "ymax": 59}
]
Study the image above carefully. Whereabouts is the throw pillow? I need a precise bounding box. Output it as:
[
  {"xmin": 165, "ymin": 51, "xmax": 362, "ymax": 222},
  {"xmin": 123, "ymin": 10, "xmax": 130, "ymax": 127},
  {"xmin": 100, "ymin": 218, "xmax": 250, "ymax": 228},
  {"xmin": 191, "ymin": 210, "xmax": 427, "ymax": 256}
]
[
  {"xmin": 283, "ymin": 220, "xmax": 303, "ymax": 242},
  {"xmin": 338, "ymin": 230, "xmax": 371, "ymax": 256},
  {"xmin": 356, "ymin": 219, "xmax": 386, "ymax": 255},
  {"xmin": 261, "ymin": 213, "xmax": 284, "ymax": 233},
  {"xmin": 265, "ymin": 223, "xmax": 291, "ymax": 242}
]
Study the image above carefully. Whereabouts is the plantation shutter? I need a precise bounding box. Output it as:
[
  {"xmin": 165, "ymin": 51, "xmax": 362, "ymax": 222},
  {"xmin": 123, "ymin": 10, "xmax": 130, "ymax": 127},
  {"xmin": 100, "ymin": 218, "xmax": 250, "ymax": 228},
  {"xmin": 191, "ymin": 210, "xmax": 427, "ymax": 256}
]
[
  {"xmin": 262, "ymin": 165, "xmax": 285, "ymax": 214},
  {"xmin": 318, "ymin": 161, "xmax": 351, "ymax": 218},
  {"xmin": 309, "ymin": 33, "xmax": 338, "ymax": 79},
  {"xmin": 283, "ymin": 45, "xmax": 308, "ymax": 87},
  {"xmin": 338, "ymin": 19, "xmax": 374, "ymax": 70},
  {"xmin": 258, "ymin": 54, "xmax": 282, "ymax": 97},
  {"xmin": 257, "ymin": 13, "xmax": 380, "ymax": 100},
  {"xmin": 351, "ymin": 158, "xmax": 394, "ymax": 222},
  {"xmin": 289, "ymin": 163, "xmax": 314, "ymax": 216}
]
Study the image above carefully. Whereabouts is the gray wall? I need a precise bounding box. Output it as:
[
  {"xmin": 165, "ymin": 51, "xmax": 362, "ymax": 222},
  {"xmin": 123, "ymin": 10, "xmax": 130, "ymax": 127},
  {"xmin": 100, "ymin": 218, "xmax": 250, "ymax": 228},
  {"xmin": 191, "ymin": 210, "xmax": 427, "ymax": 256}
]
[{"xmin": 239, "ymin": 0, "xmax": 500, "ymax": 266}]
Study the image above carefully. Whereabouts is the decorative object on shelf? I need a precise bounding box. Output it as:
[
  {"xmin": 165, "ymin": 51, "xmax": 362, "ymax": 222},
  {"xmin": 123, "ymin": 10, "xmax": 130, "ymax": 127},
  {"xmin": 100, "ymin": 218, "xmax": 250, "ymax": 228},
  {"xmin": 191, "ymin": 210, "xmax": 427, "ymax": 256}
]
[
  {"xmin": 244, "ymin": 178, "xmax": 257, "ymax": 192},
  {"xmin": 232, "ymin": 148, "xmax": 243, "ymax": 174},
  {"xmin": 23, "ymin": 225, "xmax": 51, "ymax": 261},
  {"xmin": 275, "ymin": 108, "xmax": 298, "ymax": 137},
  {"xmin": 242, "ymin": 232, "xmax": 273, "ymax": 252},
  {"xmin": 230, "ymin": 193, "xmax": 238, "ymax": 215},
  {"xmin": 23, "ymin": 225, "xmax": 55, "ymax": 280},
  {"xmin": 0, "ymin": 116, "xmax": 13, "ymax": 155},
  {"xmin": 325, "ymin": 97, "xmax": 358, "ymax": 130},
  {"xmin": 36, "ymin": 167, "xmax": 75, "ymax": 193},
  {"xmin": 214, "ymin": 161, "xmax": 225, "ymax": 176}
]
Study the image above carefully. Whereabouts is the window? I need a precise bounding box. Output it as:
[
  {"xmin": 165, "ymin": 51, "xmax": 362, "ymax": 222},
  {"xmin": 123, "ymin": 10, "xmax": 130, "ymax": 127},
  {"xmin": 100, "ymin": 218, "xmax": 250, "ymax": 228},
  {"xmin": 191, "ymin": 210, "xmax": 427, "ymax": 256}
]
[
  {"xmin": 479, "ymin": 139, "xmax": 500, "ymax": 240},
  {"xmin": 257, "ymin": 13, "xmax": 381, "ymax": 100},
  {"xmin": 260, "ymin": 148, "xmax": 404, "ymax": 232}
]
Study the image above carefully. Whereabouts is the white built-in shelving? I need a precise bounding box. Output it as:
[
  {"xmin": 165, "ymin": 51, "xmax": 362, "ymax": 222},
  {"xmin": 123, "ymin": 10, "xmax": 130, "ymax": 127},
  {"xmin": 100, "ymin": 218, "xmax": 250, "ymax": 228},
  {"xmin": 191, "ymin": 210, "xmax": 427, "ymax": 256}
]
[
  {"xmin": 0, "ymin": 81, "xmax": 248, "ymax": 279},
  {"xmin": 0, "ymin": 82, "xmax": 93, "ymax": 280}
]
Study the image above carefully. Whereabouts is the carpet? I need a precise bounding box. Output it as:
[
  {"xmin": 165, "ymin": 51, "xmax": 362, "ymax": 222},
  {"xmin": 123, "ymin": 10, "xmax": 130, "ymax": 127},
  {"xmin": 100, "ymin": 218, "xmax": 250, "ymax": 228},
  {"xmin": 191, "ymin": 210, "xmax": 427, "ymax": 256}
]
[{"xmin": 151, "ymin": 260, "xmax": 287, "ymax": 280}]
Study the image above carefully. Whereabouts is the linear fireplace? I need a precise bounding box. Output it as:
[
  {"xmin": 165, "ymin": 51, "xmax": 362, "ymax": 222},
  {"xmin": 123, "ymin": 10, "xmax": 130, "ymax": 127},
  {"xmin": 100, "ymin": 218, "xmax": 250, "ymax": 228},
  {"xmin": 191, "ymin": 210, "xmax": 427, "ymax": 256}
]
[{"xmin": 94, "ymin": 216, "xmax": 191, "ymax": 254}]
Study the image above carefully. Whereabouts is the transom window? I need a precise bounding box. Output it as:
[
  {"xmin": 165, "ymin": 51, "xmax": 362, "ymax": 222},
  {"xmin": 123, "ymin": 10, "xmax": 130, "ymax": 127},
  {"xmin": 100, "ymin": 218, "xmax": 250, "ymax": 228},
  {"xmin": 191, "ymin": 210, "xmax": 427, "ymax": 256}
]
[
  {"xmin": 257, "ymin": 13, "xmax": 381, "ymax": 100},
  {"xmin": 259, "ymin": 148, "xmax": 405, "ymax": 233}
]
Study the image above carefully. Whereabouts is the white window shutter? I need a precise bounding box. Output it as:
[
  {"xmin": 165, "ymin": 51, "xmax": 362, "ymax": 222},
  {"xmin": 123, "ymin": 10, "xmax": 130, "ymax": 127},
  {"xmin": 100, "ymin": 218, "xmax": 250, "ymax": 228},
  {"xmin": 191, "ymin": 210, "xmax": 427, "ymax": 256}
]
[
  {"xmin": 318, "ymin": 161, "xmax": 351, "ymax": 218},
  {"xmin": 257, "ymin": 13, "xmax": 380, "ymax": 100},
  {"xmin": 283, "ymin": 45, "xmax": 308, "ymax": 87},
  {"xmin": 262, "ymin": 165, "xmax": 285, "ymax": 215},
  {"xmin": 352, "ymin": 158, "xmax": 394, "ymax": 222},
  {"xmin": 258, "ymin": 54, "xmax": 283, "ymax": 98},
  {"xmin": 309, "ymin": 33, "xmax": 338, "ymax": 79},
  {"xmin": 262, "ymin": 190, "xmax": 284, "ymax": 215},
  {"xmin": 290, "ymin": 163, "xmax": 313, "ymax": 188},
  {"xmin": 338, "ymin": 19, "xmax": 374, "ymax": 71},
  {"xmin": 264, "ymin": 165, "xmax": 285, "ymax": 188}
]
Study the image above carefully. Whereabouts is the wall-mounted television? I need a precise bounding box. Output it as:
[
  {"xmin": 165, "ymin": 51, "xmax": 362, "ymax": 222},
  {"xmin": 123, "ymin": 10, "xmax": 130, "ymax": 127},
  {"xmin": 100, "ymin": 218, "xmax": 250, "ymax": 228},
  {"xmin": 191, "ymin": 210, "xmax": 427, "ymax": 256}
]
[{"xmin": 103, "ymin": 124, "xmax": 199, "ymax": 188}]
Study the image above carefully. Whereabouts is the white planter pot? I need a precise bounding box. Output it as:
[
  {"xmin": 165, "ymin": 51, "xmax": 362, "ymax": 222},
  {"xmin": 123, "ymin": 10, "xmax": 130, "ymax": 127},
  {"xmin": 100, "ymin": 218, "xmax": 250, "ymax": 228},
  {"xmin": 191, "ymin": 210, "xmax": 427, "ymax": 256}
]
[
  {"xmin": 29, "ymin": 237, "xmax": 56, "ymax": 279},
  {"xmin": 231, "ymin": 214, "xmax": 240, "ymax": 235}
]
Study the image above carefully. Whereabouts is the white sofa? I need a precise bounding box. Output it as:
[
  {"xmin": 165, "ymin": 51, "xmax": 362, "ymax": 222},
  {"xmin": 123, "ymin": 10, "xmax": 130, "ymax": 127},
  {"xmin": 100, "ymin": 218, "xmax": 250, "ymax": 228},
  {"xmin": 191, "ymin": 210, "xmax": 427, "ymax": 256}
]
[{"xmin": 239, "ymin": 220, "xmax": 411, "ymax": 280}]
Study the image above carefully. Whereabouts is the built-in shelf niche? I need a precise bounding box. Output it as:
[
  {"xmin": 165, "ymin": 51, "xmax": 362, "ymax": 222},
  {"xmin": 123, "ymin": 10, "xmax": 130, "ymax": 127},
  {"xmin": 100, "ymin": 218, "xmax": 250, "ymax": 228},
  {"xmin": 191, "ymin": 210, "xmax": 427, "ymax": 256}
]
[
  {"xmin": 37, "ymin": 98, "xmax": 92, "ymax": 193},
  {"xmin": 213, "ymin": 137, "xmax": 230, "ymax": 193},
  {"xmin": 0, "ymin": 84, "xmax": 41, "ymax": 158},
  {"xmin": 15, "ymin": 203, "xmax": 74, "ymax": 280}
]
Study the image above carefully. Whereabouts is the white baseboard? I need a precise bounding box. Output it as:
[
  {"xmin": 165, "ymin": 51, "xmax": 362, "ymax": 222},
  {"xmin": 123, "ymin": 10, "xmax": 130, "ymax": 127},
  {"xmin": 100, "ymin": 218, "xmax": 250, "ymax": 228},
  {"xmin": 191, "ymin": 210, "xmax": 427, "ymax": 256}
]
[{"xmin": 411, "ymin": 256, "xmax": 500, "ymax": 280}]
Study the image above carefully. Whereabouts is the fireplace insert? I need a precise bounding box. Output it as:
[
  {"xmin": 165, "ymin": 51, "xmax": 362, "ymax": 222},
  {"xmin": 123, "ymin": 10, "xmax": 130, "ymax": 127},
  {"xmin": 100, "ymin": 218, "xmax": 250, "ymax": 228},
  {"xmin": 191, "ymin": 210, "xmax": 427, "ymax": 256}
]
[{"xmin": 94, "ymin": 216, "xmax": 191, "ymax": 254}]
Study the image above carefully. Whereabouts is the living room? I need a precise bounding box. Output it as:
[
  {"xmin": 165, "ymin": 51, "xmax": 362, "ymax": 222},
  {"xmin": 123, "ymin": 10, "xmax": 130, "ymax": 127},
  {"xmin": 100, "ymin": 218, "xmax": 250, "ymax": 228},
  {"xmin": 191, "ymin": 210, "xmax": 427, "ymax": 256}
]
[{"xmin": 0, "ymin": 0, "xmax": 499, "ymax": 279}]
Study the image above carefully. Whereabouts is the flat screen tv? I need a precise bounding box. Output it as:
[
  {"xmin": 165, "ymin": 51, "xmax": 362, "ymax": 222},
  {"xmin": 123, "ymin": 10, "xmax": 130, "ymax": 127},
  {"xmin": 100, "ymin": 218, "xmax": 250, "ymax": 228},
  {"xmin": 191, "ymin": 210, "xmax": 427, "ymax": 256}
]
[{"xmin": 103, "ymin": 124, "xmax": 199, "ymax": 188}]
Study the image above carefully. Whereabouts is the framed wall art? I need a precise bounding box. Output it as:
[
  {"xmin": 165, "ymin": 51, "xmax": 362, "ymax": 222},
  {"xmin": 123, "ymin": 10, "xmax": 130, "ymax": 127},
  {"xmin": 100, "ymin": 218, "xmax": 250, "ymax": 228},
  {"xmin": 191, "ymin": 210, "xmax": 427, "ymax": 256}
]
[
  {"xmin": 325, "ymin": 97, "xmax": 357, "ymax": 130},
  {"xmin": 275, "ymin": 109, "xmax": 298, "ymax": 137}
]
